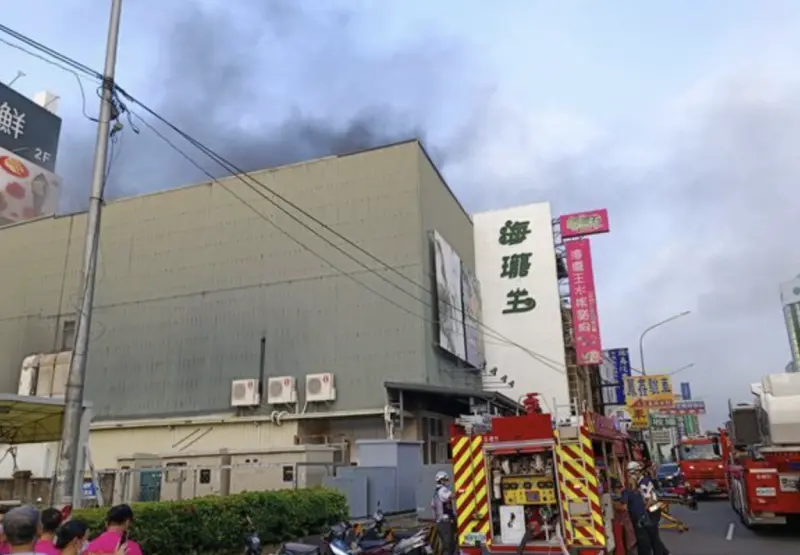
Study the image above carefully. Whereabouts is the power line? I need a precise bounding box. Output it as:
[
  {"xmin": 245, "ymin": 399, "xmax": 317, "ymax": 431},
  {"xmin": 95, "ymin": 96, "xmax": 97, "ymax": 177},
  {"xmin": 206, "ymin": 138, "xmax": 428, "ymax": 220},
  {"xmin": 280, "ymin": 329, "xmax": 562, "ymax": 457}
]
[
  {"xmin": 0, "ymin": 24, "xmax": 580, "ymax": 378},
  {"xmin": 0, "ymin": 36, "xmax": 99, "ymax": 122}
]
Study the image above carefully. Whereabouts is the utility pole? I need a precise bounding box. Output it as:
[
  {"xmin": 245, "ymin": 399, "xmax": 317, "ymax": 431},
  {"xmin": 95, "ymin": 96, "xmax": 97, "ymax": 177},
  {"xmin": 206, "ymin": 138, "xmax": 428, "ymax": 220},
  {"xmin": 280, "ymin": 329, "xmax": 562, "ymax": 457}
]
[{"xmin": 55, "ymin": 0, "xmax": 123, "ymax": 507}]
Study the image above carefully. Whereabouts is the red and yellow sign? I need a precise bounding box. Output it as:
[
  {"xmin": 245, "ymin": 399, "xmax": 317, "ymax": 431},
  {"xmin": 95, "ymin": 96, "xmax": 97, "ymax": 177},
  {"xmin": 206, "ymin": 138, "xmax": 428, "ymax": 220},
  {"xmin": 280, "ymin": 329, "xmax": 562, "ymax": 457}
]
[{"xmin": 627, "ymin": 399, "xmax": 648, "ymax": 430}]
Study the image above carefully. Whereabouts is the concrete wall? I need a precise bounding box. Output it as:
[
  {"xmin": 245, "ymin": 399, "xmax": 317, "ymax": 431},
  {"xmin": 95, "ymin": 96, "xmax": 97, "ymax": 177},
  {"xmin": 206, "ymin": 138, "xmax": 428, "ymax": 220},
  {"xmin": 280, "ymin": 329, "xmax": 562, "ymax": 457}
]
[
  {"xmin": 89, "ymin": 418, "xmax": 300, "ymax": 469},
  {"xmin": 113, "ymin": 446, "xmax": 335, "ymax": 504},
  {"xmin": 0, "ymin": 141, "xmax": 480, "ymax": 420},
  {"xmin": 416, "ymin": 150, "xmax": 483, "ymax": 390}
]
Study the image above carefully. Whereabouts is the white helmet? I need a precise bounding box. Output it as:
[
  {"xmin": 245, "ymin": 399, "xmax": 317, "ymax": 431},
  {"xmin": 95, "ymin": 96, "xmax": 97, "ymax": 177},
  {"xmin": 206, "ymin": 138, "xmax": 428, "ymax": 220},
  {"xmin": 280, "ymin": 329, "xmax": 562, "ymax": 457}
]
[
  {"xmin": 627, "ymin": 461, "xmax": 643, "ymax": 473},
  {"xmin": 435, "ymin": 471, "xmax": 450, "ymax": 483}
]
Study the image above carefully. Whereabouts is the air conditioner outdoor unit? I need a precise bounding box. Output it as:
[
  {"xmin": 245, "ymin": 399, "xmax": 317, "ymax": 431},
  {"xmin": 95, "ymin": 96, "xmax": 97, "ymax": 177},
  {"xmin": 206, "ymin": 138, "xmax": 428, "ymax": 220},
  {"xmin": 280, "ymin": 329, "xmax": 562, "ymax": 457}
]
[
  {"xmin": 267, "ymin": 376, "xmax": 298, "ymax": 404},
  {"xmin": 305, "ymin": 373, "xmax": 336, "ymax": 403},
  {"xmin": 231, "ymin": 379, "xmax": 261, "ymax": 407}
]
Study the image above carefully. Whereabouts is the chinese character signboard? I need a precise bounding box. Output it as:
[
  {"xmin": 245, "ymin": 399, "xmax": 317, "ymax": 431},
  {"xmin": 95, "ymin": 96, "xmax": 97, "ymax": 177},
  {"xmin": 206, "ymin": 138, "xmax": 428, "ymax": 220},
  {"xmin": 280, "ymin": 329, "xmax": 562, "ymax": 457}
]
[
  {"xmin": 660, "ymin": 400, "xmax": 705, "ymax": 416},
  {"xmin": 472, "ymin": 203, "xmax": 570, "ymax": 408},
  {"xmin": 566, "ymin": 238, "xmax": 602, "ymax": 364},
  {"xmin": 608, "ymin": 348, "xmax": 631, "ymax": 404},
  {"xmin": 497, "ymin": 219, "xmax": 538, "ymax": 315},
  {"xmin": 559, "ymin": 209, "xmax": 610, "ymax": 239},
  {"xmin": 627, "ymin": 399, "xmax": 648, "ymax": 430},
  {"xmin": 0, "ymin": 147, "xmax": 61, "ymax": 225},
  {"xmin": 0, "ymin": 83, "xmax": 61, "ymax": 173},
  {"xmin": 680, "ymin": 381, "xmax": 691, "ymax": 400},
  {"xmin": 649, "ymin": 413, "xmax": 677, "ymax": 428},
  {"xmin": 432, "ymin": 230, "xmax": 466, "ymax": 361},
  {"xmin": 624, "ymin": 374, "xmax": 674, "ymax": 409}
]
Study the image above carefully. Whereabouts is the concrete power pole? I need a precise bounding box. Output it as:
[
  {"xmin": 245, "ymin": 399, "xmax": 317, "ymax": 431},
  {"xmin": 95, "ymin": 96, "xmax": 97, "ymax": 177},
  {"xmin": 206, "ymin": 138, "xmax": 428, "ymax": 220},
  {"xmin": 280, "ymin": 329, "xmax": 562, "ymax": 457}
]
[{"xmin": 55, "ymin": 0, "xmax": 124, "ymax": 507}]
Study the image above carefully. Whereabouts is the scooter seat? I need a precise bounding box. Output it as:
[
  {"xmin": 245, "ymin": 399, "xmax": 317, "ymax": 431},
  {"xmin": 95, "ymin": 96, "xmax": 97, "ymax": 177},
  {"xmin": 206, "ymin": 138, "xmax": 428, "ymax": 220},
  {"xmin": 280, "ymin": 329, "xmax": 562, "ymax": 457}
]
[
  {"xmin": 359, "ymin": 539, "xmax": 390, "ymax": 550},
  {"xmin": 282, "ymin": 542, "xmax": 321, "ymax": 555}
]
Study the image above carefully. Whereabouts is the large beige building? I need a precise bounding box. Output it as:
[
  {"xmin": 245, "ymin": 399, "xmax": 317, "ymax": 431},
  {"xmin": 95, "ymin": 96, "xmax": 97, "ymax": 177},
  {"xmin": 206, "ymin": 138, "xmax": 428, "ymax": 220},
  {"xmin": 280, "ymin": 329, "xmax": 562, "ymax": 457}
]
[{"xmin": 0, "ymin": 141, "xmax": 517, "ymax": 499}]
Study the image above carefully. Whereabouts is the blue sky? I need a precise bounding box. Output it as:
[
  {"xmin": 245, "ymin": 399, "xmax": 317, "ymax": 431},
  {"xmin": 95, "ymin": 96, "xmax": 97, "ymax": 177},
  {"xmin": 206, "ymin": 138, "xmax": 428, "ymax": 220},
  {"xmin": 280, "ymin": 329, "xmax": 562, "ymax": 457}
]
[{"xmin": 4, "ymin": 0, "xmax": 800, "ymax": 426}]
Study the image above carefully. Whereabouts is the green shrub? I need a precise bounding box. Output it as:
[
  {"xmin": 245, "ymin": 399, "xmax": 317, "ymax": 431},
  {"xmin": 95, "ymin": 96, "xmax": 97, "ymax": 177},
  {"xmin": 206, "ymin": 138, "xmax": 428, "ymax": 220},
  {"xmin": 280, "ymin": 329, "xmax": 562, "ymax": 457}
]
[{"xmin": 73, "ymin": 488, "xmax": 348, "ymax": 555}]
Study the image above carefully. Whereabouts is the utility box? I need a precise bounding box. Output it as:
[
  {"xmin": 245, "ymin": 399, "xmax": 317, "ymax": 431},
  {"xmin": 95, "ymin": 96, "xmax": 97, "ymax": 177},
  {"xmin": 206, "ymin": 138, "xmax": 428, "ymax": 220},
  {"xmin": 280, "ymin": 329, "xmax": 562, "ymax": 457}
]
[{"xmin": 355, "ymin": 440, "xmax": 422, "ymax": 512}]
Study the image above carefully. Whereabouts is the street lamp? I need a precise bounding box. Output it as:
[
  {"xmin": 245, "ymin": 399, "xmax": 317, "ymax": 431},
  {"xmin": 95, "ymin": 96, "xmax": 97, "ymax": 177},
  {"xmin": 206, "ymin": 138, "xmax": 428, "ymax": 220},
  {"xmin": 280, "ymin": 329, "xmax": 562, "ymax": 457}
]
[
  {"xmin": 638, "ymin": 310, "xmax": 691, "ymax": 375},
  {"xmin": 637, "ymin": 310, "xmax": 690, "ymax": 465}
]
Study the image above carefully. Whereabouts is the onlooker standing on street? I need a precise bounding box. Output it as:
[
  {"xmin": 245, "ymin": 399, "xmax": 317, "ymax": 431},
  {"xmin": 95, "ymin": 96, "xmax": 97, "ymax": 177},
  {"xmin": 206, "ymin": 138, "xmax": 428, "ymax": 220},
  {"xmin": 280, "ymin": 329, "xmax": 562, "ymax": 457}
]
[
  {"xmin": 54, "ymin": 520, "xmax": 90, "ymax": 555},
  {"xmin": 34, "ymin": 508, "xmax": 63, "ymax": 555},
  {"xmin": 85, "ymin": 505, "xmax": 142, "ymax": 555},
  {"xmin": 2, "ymin": 505, "xmax": 46, "ymax": 554}
]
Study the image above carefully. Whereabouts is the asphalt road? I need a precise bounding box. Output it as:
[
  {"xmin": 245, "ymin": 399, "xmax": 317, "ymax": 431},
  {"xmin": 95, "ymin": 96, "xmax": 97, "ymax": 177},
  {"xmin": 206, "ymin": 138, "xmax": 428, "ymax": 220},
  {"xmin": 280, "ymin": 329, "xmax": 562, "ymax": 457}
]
[{"xmin": 657, "ymin": 499, "xmax": 800, "ymax": 555}]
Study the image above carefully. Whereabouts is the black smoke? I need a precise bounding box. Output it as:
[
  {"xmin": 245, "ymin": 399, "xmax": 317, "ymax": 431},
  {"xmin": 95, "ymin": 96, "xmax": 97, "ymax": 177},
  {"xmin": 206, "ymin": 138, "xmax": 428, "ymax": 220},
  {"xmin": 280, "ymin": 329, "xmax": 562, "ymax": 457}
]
[{"xmin": 57, "ymin": 1, "xmax": 475, "ymax": 211}]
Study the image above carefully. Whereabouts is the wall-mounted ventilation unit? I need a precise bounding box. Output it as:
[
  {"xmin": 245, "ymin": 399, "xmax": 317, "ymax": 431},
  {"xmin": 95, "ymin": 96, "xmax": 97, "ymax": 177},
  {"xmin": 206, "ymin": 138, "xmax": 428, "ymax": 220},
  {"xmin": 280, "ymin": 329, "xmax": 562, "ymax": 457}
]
[
  {"xmin": 267, "ymin": 376, "xmax": 298, "ymax": 404},
  {"xmin": 305, "ymin": 373, "xmax": 336, "ymax": 403},
  {"xmin": 231, "ymin": 379, "xmax": 261, "ymax": 407}
]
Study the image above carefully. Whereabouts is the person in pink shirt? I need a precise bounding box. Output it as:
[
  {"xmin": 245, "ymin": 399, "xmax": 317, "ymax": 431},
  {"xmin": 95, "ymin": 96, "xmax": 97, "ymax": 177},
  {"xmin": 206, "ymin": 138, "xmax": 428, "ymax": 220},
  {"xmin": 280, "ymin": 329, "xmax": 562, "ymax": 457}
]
[
  {"xmin": 0, "ymin": 505, "xmax": 11, "ymax": 555},
  {"xmin": 85, "ymin": 505, "xmax": 141, "ymax": 555},
  {"xmin": 33, "ymin": 508, "xmax": 63, "ymax": 555}
]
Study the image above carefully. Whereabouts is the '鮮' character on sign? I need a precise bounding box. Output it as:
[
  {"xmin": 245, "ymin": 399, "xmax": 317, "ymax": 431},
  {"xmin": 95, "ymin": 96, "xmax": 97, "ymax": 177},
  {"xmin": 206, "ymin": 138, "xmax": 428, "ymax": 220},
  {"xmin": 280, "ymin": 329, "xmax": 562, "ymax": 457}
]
[{"xmin": 0, "ymin": 102, "xmax": 26, "ymax": 140}]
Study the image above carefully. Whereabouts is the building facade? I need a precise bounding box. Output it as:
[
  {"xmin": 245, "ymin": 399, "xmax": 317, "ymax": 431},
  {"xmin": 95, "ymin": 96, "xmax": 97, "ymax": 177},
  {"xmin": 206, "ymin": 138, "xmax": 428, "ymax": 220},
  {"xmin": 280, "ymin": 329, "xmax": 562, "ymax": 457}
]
[{"xmin": 0, "ymin": 141, "xmax": 519, "ymax": 479}]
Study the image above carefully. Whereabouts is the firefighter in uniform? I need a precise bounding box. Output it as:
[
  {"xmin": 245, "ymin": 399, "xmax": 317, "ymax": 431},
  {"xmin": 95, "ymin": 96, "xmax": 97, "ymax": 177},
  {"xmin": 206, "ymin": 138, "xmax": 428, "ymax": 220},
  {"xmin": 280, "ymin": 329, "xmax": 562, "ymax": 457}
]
[{"xmin": 432, "ymin": 470, "xmax": 456, "ymax": 555}]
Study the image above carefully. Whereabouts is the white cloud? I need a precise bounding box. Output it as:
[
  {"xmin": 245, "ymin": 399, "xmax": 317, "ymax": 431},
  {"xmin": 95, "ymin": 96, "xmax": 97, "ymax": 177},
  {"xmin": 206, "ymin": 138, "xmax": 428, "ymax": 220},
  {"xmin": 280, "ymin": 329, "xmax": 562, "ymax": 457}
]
[{"xmin": 445, "ymin": 56, "xmax": 800, "ymax": 426}]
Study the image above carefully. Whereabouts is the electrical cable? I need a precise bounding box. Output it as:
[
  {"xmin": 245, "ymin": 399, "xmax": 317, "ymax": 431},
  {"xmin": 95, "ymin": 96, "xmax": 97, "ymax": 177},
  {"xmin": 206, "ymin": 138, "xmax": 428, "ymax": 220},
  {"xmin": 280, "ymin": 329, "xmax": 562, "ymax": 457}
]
[
  {"xmin": 0, "ymin": 23, "xmax": 572, "ymax": 377},
  {"xmin": 0, "ymin": 24, "xmax": 600, "ymax": 380},
  {"xmin": 0, "ymin": 36, "xmax": 99, "ymax": 122},
  {"xmin": 120, "ymin": 99, "xmax": 570, "ymax": 373}
]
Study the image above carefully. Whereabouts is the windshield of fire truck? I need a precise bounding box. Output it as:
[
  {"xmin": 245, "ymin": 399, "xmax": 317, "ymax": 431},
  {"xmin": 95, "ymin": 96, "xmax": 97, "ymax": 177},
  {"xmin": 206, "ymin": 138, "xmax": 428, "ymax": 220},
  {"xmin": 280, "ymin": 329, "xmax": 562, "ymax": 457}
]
[{"xmin": 680, "ymin": 442, "xmax": 719, "ymax": 460}]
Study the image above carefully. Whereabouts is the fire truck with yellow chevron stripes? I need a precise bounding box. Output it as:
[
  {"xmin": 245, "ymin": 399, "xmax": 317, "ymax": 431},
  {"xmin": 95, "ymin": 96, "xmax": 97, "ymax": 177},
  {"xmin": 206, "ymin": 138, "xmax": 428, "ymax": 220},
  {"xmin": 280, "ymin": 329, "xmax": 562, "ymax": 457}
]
[{"xmin": 450, "ymin": 393, "xmax": 637, "ymax": 555}]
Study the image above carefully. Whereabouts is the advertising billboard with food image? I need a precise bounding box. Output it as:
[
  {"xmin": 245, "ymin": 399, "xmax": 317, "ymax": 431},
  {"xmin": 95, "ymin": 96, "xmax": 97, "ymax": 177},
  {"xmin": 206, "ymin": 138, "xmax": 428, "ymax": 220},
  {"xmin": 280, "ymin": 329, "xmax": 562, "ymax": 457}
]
[{"xmin": 0, "ymin": 147, "xmax": 60, "ymax": 226}]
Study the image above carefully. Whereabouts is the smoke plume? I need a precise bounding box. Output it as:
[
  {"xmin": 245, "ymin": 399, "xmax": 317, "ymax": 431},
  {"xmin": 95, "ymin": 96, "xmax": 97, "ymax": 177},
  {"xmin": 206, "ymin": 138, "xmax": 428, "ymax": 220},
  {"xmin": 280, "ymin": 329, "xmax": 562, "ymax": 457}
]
[{"xmin": 57, "ymin": 1, "xmax": 474, "ymax": 210}]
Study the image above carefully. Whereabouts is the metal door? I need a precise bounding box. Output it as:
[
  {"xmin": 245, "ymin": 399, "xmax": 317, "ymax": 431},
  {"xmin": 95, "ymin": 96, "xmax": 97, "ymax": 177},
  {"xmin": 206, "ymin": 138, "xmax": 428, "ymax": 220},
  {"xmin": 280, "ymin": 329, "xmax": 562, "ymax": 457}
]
[{"xmin": 138, "ymin": 470, "xmax": 162, "ymax": 502}]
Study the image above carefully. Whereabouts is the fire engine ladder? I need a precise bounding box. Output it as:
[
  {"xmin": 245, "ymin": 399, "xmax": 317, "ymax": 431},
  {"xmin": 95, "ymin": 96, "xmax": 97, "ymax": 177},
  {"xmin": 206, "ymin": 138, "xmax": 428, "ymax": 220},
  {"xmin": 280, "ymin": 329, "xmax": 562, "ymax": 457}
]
[{"xmin": 554, "ymin": 425, "xmax": 604, "ymax": 547}]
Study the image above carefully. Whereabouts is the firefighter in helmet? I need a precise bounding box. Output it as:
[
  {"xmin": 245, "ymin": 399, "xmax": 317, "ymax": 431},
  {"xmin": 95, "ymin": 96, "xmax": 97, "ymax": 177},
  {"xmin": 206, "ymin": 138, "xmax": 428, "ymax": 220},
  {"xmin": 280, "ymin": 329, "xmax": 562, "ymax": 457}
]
[{"xmin": 432, "ymin": 470, "xmax": 456, "ymax": 555}]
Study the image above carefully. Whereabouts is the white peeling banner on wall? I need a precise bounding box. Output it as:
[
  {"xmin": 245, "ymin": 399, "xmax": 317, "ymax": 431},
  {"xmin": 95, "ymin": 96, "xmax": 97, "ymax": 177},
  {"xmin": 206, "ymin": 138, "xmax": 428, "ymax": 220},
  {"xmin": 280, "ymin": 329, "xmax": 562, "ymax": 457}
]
[
  {"xmin": 0, "ymin": 146, "xmax": 60, "ymax": 226},
  {"xmin": 461, "ymin": 263, "xmax": 486, "ymax": 369},
  {"xmin": 433, "ymin": 230, "xmax": 466, "ymax": 361}
]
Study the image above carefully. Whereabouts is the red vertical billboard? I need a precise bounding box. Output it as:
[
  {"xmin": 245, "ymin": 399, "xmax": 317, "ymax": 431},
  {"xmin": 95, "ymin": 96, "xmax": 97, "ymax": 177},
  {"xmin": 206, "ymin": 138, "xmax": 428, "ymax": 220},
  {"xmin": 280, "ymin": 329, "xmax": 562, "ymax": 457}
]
[{"xmin": 566, "ymin": 238, "xmax": 602, "ymax": 365}]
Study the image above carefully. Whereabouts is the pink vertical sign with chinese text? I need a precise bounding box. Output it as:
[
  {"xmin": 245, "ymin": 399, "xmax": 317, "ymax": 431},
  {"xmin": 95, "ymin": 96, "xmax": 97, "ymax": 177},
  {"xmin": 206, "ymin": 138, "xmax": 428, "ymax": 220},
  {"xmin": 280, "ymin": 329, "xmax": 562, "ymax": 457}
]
[{"xmin": 566, "ymin": 238, "xmax": 602, "ymax": 365}]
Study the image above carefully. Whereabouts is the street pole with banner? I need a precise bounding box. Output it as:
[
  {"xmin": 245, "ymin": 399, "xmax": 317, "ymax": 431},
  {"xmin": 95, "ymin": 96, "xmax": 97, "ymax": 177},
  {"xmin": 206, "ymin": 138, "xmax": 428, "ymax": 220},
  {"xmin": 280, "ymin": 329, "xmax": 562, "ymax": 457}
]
[{"xmin": 56, "ymin": 0, "xmax": 123, "ymax": 507}]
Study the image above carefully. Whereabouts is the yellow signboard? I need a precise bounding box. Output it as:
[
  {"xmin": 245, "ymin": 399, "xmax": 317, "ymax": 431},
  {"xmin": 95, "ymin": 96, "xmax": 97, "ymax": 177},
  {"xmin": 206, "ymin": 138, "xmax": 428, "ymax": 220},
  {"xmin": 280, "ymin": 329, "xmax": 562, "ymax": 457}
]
[
  {"xmin": 627, "ymin": 400, "xmax": 648, "ymax": 430},
  {"xmin": 624, "ymin": 374, "xmax": 674, "ymax": 409}
]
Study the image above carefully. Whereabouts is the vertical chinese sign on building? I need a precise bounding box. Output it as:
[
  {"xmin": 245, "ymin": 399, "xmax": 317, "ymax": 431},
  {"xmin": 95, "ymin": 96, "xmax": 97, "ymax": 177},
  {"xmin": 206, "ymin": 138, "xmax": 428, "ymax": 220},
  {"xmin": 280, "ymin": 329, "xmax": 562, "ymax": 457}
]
[
  {"xmin": 565, "ymin": 238, "xmax": 602, "ymax": 364},
  {"xmin": 473, "ymin": 203, "xmax": 569, "ymax": 409},
  {"xmin": 497, "ymin": 219, "xmax": 538, "ymax": 315}
]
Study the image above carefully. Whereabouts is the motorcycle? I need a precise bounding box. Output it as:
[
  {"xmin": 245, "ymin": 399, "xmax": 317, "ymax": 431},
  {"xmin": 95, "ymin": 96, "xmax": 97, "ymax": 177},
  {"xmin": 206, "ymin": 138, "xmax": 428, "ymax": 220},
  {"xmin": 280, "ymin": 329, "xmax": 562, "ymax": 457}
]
[{"xmin": 327, "ymin": 527, "xmax": 432, "ymax": 555}]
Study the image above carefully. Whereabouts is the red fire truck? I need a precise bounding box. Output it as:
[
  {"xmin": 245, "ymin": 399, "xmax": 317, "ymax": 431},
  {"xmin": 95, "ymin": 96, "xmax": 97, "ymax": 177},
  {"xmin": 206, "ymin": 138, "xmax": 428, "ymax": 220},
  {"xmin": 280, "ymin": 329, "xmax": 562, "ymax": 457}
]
[
  {"xmin": 449, "ymin": 393, "xmax": 637, "ymax": 555},
  {"xmin": 724, "ymin": 373, "xmax": 800, "ymax": 528},
  {"xmin": 672, "ymin": 434, "xmax": 727, "ymax": 497}
]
